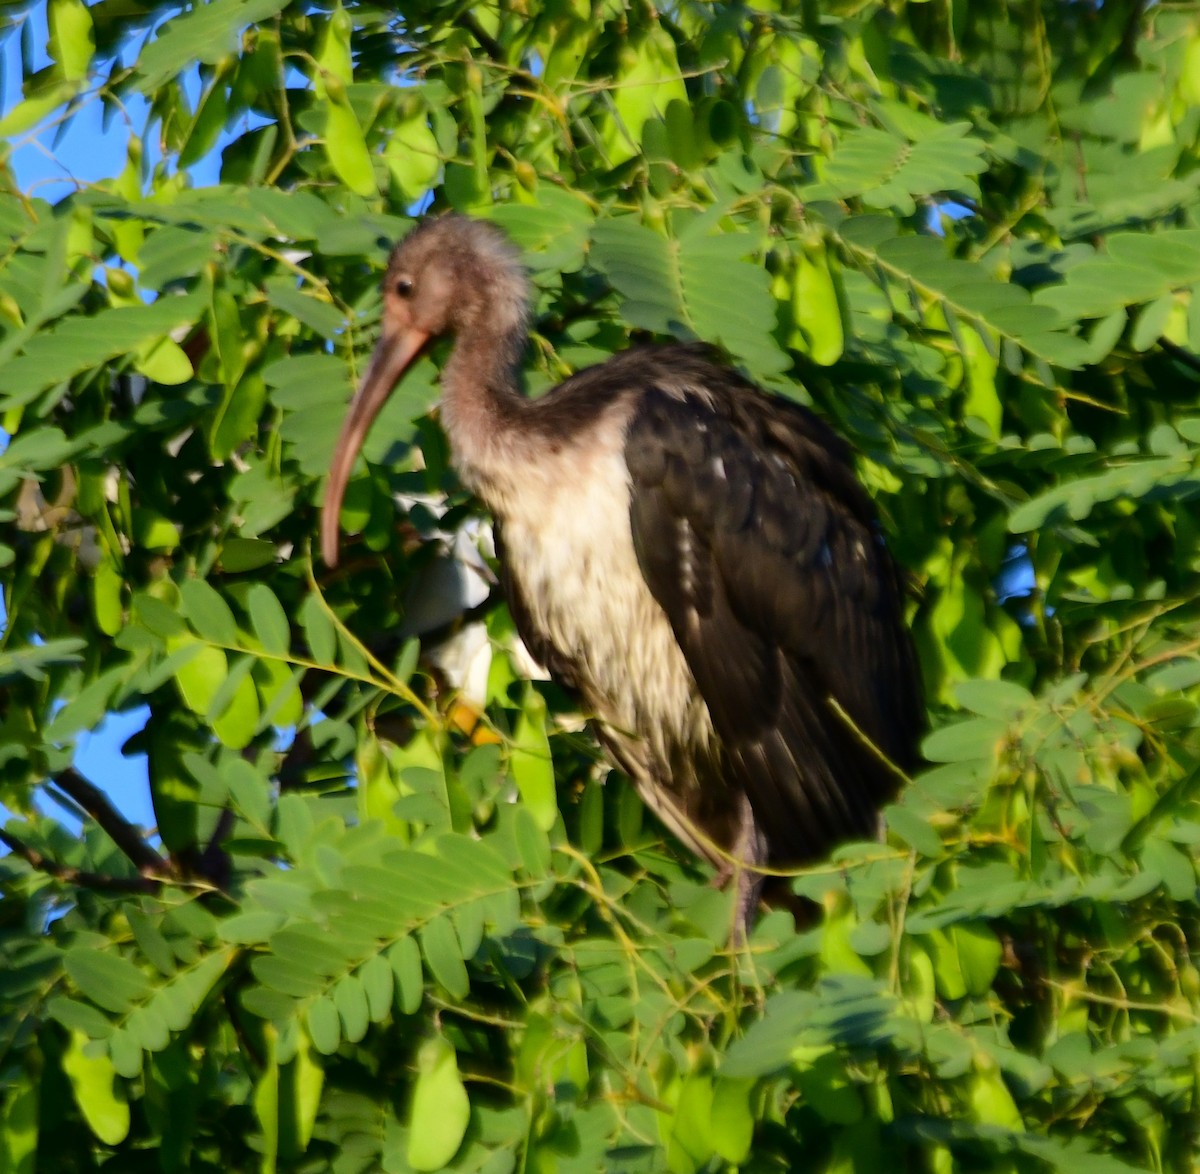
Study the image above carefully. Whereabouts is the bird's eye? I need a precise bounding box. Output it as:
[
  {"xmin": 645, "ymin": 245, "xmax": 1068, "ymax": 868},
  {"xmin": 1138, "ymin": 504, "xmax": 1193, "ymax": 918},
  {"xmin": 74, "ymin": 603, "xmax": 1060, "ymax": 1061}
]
[{"xmin": 395, "ymin": 278, "xmax": 414, "ymax": 298}]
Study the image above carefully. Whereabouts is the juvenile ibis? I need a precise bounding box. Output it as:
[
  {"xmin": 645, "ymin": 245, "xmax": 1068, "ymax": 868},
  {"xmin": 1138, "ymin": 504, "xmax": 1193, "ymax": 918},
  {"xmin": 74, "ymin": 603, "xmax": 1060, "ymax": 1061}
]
[{"xmin": 322, "ymin": 214, "xmax": 923, "ymax": 926}]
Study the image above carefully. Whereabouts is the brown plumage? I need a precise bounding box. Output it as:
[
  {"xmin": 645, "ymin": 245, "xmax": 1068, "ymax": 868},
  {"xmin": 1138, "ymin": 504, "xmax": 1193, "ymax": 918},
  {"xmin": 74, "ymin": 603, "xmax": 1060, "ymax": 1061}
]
[{"xmin": 322, "ymin": 214, "xmax": 923, "ymax": 929}]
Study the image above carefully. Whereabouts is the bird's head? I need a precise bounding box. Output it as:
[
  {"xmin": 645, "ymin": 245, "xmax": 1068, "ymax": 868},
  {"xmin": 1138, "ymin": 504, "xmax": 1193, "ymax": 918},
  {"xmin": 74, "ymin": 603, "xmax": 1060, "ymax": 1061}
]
[{"xmin": 321, "ymin": 214, "xmax": 528, "ymax": 567}]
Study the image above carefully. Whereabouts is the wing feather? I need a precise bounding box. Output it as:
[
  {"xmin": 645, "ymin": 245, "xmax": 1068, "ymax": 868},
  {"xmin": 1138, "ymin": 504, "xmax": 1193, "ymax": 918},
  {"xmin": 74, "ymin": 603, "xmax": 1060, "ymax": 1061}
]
[{"xmin": 625, "ymin": 359, "xmax": 922, "ymax": 863}]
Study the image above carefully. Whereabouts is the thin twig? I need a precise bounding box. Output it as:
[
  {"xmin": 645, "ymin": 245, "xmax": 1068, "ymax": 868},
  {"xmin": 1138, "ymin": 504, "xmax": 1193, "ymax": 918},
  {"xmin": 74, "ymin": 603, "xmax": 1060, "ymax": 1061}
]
[
  {"xmin": 1043, "ymin": 978, "xmax": 1199, "ymax": 1023},
  {"xmin": 0, "ymin": 829, "xmax": 162, "ymax": 894},
  {"xmin": 1158, "ymin": 338, "xmax": 1200, "ymax": 376},
  {"xmin": 196, "ymin": 808, "xmax": 237, "ymax": 890},
  {"xmin": 53, "ymin": 766, "xmax": 168, "ymax": 875}
]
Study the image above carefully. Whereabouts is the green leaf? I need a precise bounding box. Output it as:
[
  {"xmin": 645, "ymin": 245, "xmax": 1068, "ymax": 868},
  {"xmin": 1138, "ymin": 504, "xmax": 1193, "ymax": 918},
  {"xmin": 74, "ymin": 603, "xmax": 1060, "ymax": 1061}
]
[
  {"xmin": 1008, "ymin": 455, "xmax": 1191, "ymax": 533},
  {"xmin": 510, "ymin": 687, "xmax": 557, "ymax": 832},
  {"xmin": 1034, "ymin": 228, "xmax": 1200, "ymax": 320},
  {"xmin": 359, "ymin": 953, "xmax": 394, "ymax": 1022},
  {"xmin": 243, "ymin": 580, "xmax": 290, "ymax": 653},
  {"xmin": 253, "ymin": 955, "xmax": 326, "ymax": 1000},
  {"xmin": 709, "ymin": 1078, "xmax": 755, "ymax": 1164},
  {"xmin": 0, "ymin": 1066, "xmax": 38, "ymax": 1174},
  {"xmin": 223, "ymin": 756, "xmax": 273, "ymax": 830},
  {"xmin": 0, "ymin": 427, "xmax": 76, "ymax": 470},
  {"xmin": 835, "ymin": 215, "xmax": 1090, "ymax": 368},
  {"xmin": 809, "ymin": 122, "xmax": 987, "ymax": 214},
  {"xmin": 220, "ymin": 537, "xmax": 277, "ymax": 573},
  {"xmin": 65, "ymin": 949, "xmax": 153, "ymax": 1015},
  {"xmin": 512, "ymin": 805, "xmax": 551, "ymax": 879},
  {"xmin": 323, "ymin": 93, "xmax": 377, "ymax": 198},
  {"xmin": 388, "ymin": 936, "xmax": 424, "ymax": 1017},
  {"xmin": 954, "ymin": 679, "xmax": 1034, "ymax": 718},
  {"xmin": 180, "ymin": 579, "xmax": 239, "ymax": 645},
  {"xmin": 168, "ymin": 637, "xmax": 226, "ymax": 719},
  {"xmin": 133, "ymin": 0, "xmax": 290, "ymax": 91},
  {"xmin": 0, "ymin": 80, "xmax": 80, "ymax": 137},
  {"xmin": 306, "ymin": 996, "xmax": 342, "ymax": 1055},
  {"xmin": 126, "ymin": 1003, "xmax": 171, "ymax": 1053},
  {"xmin": 0, "ymin": 293, "xmax": 204, "ymax": 409},
  {"xmin": 384, "ymin": 110, "xmax": 442, "ymax": 201},
  {"xmin": 1140, "ymin": 839, "xmax": 1195, "ymax": 901},
  {"xmin": 219, "ymin": 911, "xmax": 287, "ymax": 945},
  {"xmin": 263, "ymin": 277, "xmax": 346, "ymax": 338},
  {"xmin": 420, "ymin": 914, "xmax": 469, "ymax": 1000},
  {"xmin": 301, "ymin": 593, "xmax": 337, "ymax": 665},
  {"xmin": 923, "ymin": 718, "xmax": 1007, "ymax": 763},
  {"xmin": 47, "ymin": 0, "xmax": 94, "ymax": 81},
  {"xmin": 334, "ymin": 973, "xmax": 370, "ymax": 1043},
  {"xmin": 406, "ymin": 1037, "xmax": 470, "ymax": 1171},
  {"xmin": 591, "ymin": 217, "xmax": 789, "ymax": 376},
  {"xmin": 48, "ymin": 996, "xmax": 113, "ymax": 1040},
  {"xmin": 0, "ymin": 637, "xmax": 86, "ymax": 684},
  {"xmin": 62, "ymin": 1031, "xmax": 129, "ymax": 1146}
]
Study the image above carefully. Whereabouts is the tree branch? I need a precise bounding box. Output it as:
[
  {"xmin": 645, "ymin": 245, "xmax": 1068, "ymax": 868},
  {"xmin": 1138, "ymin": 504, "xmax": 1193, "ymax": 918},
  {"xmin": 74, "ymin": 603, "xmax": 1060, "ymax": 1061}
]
[
  {"xmin": 1159, "ymin": 338, "xmax": 1200, "ymax": 376},
  {"xmin": 0, "ymin": 829, "xmax": 162, "ymax": 894},
  {"xmin": 52, "ymin": 766, "xmax": 168, "ymax": 876},
  {"xmin": 197, "ymin": 808, "xmax": 236, "ymax": 890},
  {"xmin": 457, "ymin": 9, "xmax": 505, "ymax": 63}
]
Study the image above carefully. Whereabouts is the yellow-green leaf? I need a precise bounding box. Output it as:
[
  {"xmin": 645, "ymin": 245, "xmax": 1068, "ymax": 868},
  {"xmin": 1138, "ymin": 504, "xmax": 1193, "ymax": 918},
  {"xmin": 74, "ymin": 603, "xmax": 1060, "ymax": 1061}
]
[
  {"xmin": 0, "ymin": 81, "xmax": 79, "ymax": 136},
  {"xmin": 48, "ymin": 0, "xmax": 95, "ymax": 80},
  {"xmin": 168, "ymin": 634, "xmax": 228, "ymax": 716},
  {"xmin": 792, "ymin": 243, "xmax": 844, "ymax": 366},
  {"xmin": 280, "ymin": 1036, "xmax": 324, "ymax": 1159},
  {"xmin": 604, "ymin": 25, "xmax": 687, "ymax": 165},
  {"xmin": 253, "ymin": 1026, "xmax": 280, "ymax": 1171},
  {"xmin": 384, "ymin": 112, "xmax": 441, "ymax": 200},
  {"xmin": 968, "ymin": 1056, "xmax": 1024, "ymax": 1131},
  {"xmin": 91, "ymin": 556, "xmax": 123, "ymax": 636},
  {"xmin": 510, "ymin": 686, "xmax": 557, "ymax": 832},
  {"xmin": 212, "ymin": 664, "xmax": 260, "ymax": 750},
  {"xmin": 407, "ymin": 1037, "xmax": 470, "ymax": 1171},
  {"xmin": 323, "ymin": 94, "xmax": 376, "ymax": 197},
  {"xmin": 134, "ymin": 335, "xmax": 193, "ymax": 385},
  {"xmin": 709, "ymin": 1078, "xmax": 755, "ymax": 1164},
  {"xmin": 62, "ymin": 1032, "xmax": 129, "ymax": 1147},
  {"xmin": 0, "ymin": 1066, "xmax": 37, "ymax": 1173},
  {"xmin": 315, "ymin": 3, "xmax": 353, "ymax": 96},
  {"xmin": 131, "ymin": 507, "xmax": 181, "ymax": 552},
  {"xmin": 253, "ymin": 656, "xmax": 303, "ymax": 728}
]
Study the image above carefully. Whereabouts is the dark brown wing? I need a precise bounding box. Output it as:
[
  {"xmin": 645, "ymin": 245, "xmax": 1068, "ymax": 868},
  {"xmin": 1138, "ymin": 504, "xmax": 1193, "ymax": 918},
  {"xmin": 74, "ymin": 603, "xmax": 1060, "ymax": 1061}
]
[{"xmin": 624, "ymin": 357, "xmax": 923, "ymax": 863}]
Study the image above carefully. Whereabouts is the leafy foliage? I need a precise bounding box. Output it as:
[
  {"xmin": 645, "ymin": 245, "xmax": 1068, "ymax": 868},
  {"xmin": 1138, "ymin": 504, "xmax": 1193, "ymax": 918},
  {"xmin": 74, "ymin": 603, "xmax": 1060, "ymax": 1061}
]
[{"xmin": 2, "ymin": 1, "xmax": 1200, "ymax": 1171}]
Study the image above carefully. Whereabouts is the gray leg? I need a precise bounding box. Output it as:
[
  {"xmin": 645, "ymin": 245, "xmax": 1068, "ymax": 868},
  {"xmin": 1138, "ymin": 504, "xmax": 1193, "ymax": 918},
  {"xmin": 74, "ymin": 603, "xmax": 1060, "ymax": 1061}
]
[{"xmin": 731, "ymin": 793, "xmax": 768, "ymax": 942}]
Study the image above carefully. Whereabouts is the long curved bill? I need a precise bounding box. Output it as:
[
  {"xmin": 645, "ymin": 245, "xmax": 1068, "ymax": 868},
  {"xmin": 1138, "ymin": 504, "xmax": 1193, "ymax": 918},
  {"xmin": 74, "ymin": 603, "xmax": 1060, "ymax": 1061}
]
[{"xmin": 321, "ymin": 326, "xmax": 430, "ymax": 567}]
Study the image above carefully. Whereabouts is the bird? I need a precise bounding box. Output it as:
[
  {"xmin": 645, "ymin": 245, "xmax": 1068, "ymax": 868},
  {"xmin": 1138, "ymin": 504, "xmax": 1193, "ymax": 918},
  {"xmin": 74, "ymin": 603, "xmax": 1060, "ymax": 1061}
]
[{"xmin": 321, "ymin": 214, "xmax": 923, "ymax": 929}]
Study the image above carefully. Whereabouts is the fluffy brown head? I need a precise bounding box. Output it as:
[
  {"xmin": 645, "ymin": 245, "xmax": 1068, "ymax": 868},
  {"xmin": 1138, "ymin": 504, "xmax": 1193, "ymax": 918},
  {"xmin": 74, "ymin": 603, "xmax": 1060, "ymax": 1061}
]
[
  {"xmin": 321, "ymin": 215, "xmax": 530, "ymax": 567},
  {"xmin": 381, "ymin": 214, "xmax": 529, "ymax": 343}
]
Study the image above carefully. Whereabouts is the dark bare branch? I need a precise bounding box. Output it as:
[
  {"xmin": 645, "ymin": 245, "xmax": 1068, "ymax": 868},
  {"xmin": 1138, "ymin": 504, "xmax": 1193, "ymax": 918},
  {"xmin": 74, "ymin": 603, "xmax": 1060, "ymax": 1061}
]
[
  {"xmin": 0, "ymin": 829, "xmax": 162, "ymax": 894},
  {"xmin": 52, "ymin": 766, "xmax": 169, "ymax": 875},
  {"xmin": 197, "ymin": 808, "xmax": 236, "ymax": 890},
  {"xmin": 1159, "ymin": 338, "xmax": 1200, "ymax": 376},
  {"xmin": 457, "ymin": 10, "xmax": 504, "ymax": 63}
]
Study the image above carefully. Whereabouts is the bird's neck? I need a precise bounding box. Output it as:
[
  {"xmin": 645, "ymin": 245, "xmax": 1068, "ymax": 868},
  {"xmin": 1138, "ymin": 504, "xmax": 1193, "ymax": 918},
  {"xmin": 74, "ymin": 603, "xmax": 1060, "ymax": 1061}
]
[{"xmin": 439, "ymin": 311, "xmax": 529, "ymax": 503}]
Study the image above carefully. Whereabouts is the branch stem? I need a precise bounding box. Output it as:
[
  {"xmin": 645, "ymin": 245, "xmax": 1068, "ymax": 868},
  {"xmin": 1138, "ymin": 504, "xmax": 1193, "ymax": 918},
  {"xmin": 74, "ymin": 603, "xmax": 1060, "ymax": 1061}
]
[{"xmin": 53, "ymin": 767, "xmax": 168, "ymax": 876}]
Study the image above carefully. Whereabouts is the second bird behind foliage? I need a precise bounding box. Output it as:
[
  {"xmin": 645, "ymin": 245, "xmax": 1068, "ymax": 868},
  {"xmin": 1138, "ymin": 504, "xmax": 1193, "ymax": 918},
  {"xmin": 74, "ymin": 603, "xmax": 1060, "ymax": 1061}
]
[{"xmin": 322, "ymin": 214, "xmax": 924, "ymax": 929}]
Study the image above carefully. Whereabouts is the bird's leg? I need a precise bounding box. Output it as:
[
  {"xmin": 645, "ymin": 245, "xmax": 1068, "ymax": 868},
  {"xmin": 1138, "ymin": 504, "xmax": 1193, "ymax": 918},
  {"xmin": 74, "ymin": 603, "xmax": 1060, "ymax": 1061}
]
[{"xmin": 730, "ymin": 793, "xmax": 769, "ymax": 943}]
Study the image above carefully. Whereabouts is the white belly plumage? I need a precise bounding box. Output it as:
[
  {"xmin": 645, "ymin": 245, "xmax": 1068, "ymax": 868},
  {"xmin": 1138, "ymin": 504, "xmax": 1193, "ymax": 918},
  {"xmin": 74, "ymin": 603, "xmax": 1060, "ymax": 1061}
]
[{"xmin": 490, "ymin": 444, "xmax": 722, "ymax": 861}]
